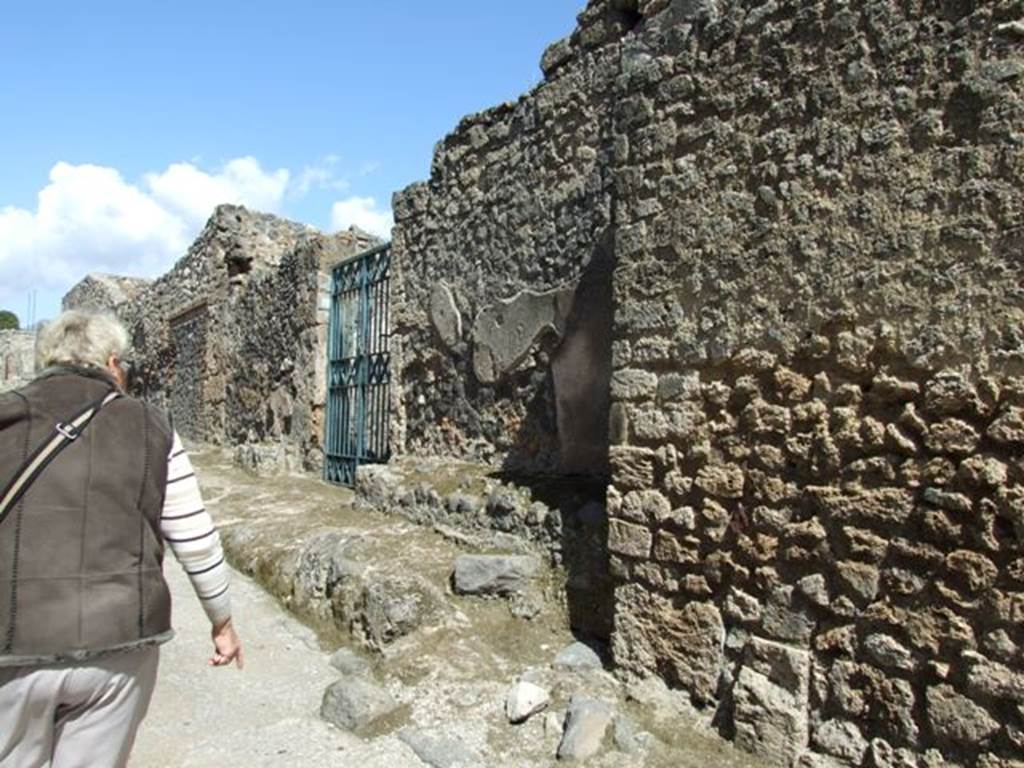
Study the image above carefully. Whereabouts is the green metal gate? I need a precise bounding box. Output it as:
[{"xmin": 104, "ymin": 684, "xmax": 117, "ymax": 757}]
[{"xmin": 324, "ymin": 243, "xmax": 392, "ymax": 486}]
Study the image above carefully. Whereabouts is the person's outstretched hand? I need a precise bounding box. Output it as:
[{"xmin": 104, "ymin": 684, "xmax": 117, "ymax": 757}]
[{"xmin": 210, "ymin": 618, "xmax": 244, "ymax": 668}]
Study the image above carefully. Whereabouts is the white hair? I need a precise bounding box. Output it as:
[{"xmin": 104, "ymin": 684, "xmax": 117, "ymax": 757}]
[{"xmin": 36, "ymin": 310, "xmax": 129, "ymax": 371}]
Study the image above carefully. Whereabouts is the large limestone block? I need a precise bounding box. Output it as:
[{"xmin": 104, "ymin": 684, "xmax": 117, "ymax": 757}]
[
  {"xmin": 612, "ymin": 587, "xmax": 724, "ymax": 705},
  {"xmin": 429, "ymin": 282, "xmax": 462, "ymax": 350},
  {"xmin": 452, "ymin": 554, "xmax": 540, "ymax": 596},
  {"xmin": 732, "ymin": 637, "xmax": 811, "ymax": 766},
  {"xmin": 556, "ymin": 697, "xmax": 614, "ymax": 761},
  {"xmin": 471, "ymin": 286, "xmax": 576, "ymax": 384},
  {"xmin": 320, "ymin": 678, "xmax": 400, "ymax": 734}
]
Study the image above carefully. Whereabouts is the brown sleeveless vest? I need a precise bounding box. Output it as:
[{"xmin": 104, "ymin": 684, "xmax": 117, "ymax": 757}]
[{"xmin": 0, "ymin": 366, "xmax": 174, "ymax": 665}]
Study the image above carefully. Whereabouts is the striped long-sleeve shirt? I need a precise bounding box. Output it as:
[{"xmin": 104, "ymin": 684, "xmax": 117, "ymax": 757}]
[{"xmin": 161, "ymin": 432, "xmax": 231, "ymax": 625}]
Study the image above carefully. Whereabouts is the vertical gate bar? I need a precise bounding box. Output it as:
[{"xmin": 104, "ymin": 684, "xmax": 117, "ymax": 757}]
[
  {"xmin": 357, "ymin": 254, "xmax": 369, "ymax": 464},
  {"xmin": 324, "ymin": 267, "xmax": 337, "ymax": 480}
]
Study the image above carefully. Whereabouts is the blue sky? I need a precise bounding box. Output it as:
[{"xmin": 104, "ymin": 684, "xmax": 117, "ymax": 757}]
[{"xmin": 0, "ymin": 0, "xmax": 585, "ymax": 323}]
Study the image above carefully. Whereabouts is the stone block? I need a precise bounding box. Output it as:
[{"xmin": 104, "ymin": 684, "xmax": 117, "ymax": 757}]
[
  {"xmin": 963, "ymin": 651, "xmax": 1024, "ymax": 704},
  {"xmin": 762, "ymin": 585, "xmax": 816, "ymax": 644},
  {"xmin": 925, "ymin": 684, "xmax": 999, "ymax": 748},
  {"xmin": 812, "ymin": 719, "xmax": 869, "ymax": 764},
  {"xmin": 320, "ymin": 677, "xmax": 400, "ymax": 733},
  {"xmin": 397, "ymin": 729, "xmax": 480, "ymax": 768},
  {"xmin": 610, "ymin": 368, "xmax": 658, "ymax": 401},
  {"xmin": 945, "ymin": 550, "xmax": 998, "ymax": 593},
  {"xmin": 663, "ymin": 602, "xmax": 725, "ymax": 705},
  {"xmin": 557, "ymin": 697, "xmax": 614, "ymax": 761},
  {"xmin": 608, "ymin": 519, "xmax": 653, "ymax": 559},
  {"xmin": 620, "ymin": 489, "xmax": 672, "ymax": 524},
  {"xmin": 608, "ymin": 446, "xmax": 655, "ymax": 491},
  {"xmin": 956, "ymin": 455, "xmax": 1008, "ymax": 489},
  {"xmin": 694, "ymin": 462, "xmax": 745, "ymax": 498},
  {"xmin": 428, "ymin": 282, "xmax": 462, "ymax": 349},
  {"xmin": 652, "ymin": 530, "xmax": 697, "ymax": 564},
  {"xmin": 834, "ymin": 561, "xmax": 880, "ymax": 604},
  {"xmin": 732, "ymin": 637, "xmax": 810, "ymax": 766},
  {"xmin": 452, "ymin": 555, "xmax": 540, "ymax": 596},
  {"xmin": 988, "ymin": 405, "xmax": 1024, "ymax": 445},
  {"xmin": 805, "ymin": 486, "xmax": 914, "ymax": 526},
  {"xmin": 925, "ymin": 418, "xmax": 981, "ymax": 456}
]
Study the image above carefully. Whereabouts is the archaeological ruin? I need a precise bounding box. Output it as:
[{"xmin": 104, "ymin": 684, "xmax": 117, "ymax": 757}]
[{"xmin": 50, "ymin": 0, "xmax": 1024, "ymax": 765}]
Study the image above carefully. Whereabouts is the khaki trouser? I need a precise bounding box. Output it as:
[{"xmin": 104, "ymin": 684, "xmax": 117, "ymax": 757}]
[{"xmin": 0, "ymin": 646, "xmax": 159, "ymax": 768}]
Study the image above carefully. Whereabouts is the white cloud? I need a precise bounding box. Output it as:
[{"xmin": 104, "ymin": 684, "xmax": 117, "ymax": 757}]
[
  {"xmin": 0, "ymin": 156, "xmax": 389, "ymax": 317},
  {"xmin": 145, "ymin": 156, "xmax": 289, "ymax": 225},
  {"xmin": 0, "ymin": 162, "xmax": 191, "ymax": 296},
  {"xmin": 330, "ymin": 196, "xmax": 393, "ymax": 239},
  {"xmin": 0, "ymin": 157, "xmax": 292, "ymax": 312},
  {"xmin": 294, "ymin": 160, "xmax": 350, "ymax": 197}
]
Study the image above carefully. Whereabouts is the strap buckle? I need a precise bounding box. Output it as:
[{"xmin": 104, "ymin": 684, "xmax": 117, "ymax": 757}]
[{"xmin": 56, "ymin": 423, "xmax": 80, "ymax": 441}]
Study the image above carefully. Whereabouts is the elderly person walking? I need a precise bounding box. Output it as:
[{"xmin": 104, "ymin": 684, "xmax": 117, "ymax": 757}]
[{"xmin": 0, "ymin": 310, "xmax": 242, "ymax": 768}]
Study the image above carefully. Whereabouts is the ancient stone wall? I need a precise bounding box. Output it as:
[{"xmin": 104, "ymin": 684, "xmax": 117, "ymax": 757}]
[
  {"xmin": 389, "ymin": 0, "xmax": 636, "ymax": 475},
  {"xmin": 61, "ymin": 273, "xmax": 150, "ymax": 312},
  {"xmin": 0, "ymin": 330, "xmax": 37, "ymax": 392},
  {"xmin": 64, "ymin": 205, "xmax": 379, "ymax": 471},
  {"xmin": 604, "ymin": 1, "xmax": 1024, "ymax": 767},
  {"xmin": 390, "ymin": 0, "xmax": 1024, "ymax": 765}
]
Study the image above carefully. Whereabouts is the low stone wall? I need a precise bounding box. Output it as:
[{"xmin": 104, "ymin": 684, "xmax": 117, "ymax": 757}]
[{"xmin": 0, "ymin": 330, "xmax": 36, "ymax": 392}]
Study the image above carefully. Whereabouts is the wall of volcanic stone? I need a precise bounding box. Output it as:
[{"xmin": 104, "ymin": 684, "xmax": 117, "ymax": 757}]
[
  {"xmin": 388, "ymin": 1, "xmax": 640, "ymax": 475},
  {"xmin": 604, "ymin": 1, "xmax": 1024, "ymax": 766},
  {"xmin": 391, "ymin": 0, "xmax": 1024, "ymax": 762}
]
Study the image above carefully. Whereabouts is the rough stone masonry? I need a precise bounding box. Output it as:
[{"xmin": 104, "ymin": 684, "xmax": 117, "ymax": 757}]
[
  {"xmin": 64, "ymin": 205, "xmax": 380, "ymax": 472},
  {"xmin": 386, "ymin": 1, "xmax": 1024, "ymax": 766}
]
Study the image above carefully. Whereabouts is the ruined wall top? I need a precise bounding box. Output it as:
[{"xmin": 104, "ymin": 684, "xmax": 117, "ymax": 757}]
[{"xmin": 62, "ymin": 274, "xmax": 151, "ymax": 313}]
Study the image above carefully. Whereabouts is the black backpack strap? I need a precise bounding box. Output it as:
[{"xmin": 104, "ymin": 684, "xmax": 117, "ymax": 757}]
[{"xmin": 0, "ymin": 389, "xmax": 121, "ymax": 525}]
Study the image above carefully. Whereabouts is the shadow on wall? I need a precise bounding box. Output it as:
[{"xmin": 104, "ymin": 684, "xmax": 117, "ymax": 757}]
[{"xmin": 496, "ymin": 235, "xmax": 617, "ymax": 644}]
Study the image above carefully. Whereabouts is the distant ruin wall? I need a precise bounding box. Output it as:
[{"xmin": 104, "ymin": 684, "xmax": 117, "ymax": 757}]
[
  {"xmin": 0, "ymin": 330, "xmax": 36, "ymax": 392},
  {"xmin": 391, "ymin": 0, "xmax": 1024, "ymax": 765},
  {"xmin": 62, "ymin": 274, "xmax": 150, "ymax": 313},
  {"xmin": 64, "ymin": 205, "xmax": 378, "ymax": 472}
]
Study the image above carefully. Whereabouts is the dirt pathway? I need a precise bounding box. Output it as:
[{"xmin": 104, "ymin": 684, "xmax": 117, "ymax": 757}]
[
  {"xmin": 130, "ymin": 561, "xmax": 422, "ymax": 768},
  {"xmin": 130, "ymin": 450, "xmax": 761, "ymax": 768}
]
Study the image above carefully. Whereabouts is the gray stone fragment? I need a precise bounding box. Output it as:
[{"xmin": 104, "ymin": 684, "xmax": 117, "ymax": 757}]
[
  {"xmin": 540, "ymin": 36, "xmax": 573, "ymax": 76},
  {"xmin": 612, "ymin": 713, "xmax": 655, "ymax": 754},
  {"xmin": 505, "ymin": 680, "xmax": 550, "ymax": 724},
  {"xmin": 732, "ymin": 637, "xmax": 811, "ymax": 766},
  {"xmin": 869, "ymin": 738, "xmax": 919, "ymax": 768},
  {"xmin": 328, "ymin": 647, "xmax": 371, "ymax": 677},
  {"xmin": 963, "ymin": 651, "xmax": 1024, "ymax": 703},
  {"xmin": 553, "ymin": 641, "xmax": 603, "ymax": 672},
  {"xmin": 472, "ymin": 286, "xmax": 576, "ymax": 384},
  {"xmin": 509, "ymin": 589, "xmax": 545, "ymax": 620},
  {"xmin": 429, "ymin": 282, "xmax": 462, "ymax": 350},
  {"xmin": 397, "ymin": 728, "xmax": 480, "ymax": 768},
  {"xmin": 925, "ymin": 684, "xmax": 999, "ymax": 747},
  {"xmin": 357, "ymin": 575, "xmax": 438, "ymax": 649},
  {"xmin": 452, "ymin": 554, "xmax": 540, "ymax": 596},
  {"xmin": 556, "ymin": 697, "xmax": 614, "ymax": 761},
  {"xmin": 863, "ymin": 634, "xmax": 916, "ymax": 672},
  {"xmin": 319, "ymin": 678, "xmax": 399, "ymax": 733},
  {"xmin": 812, "ymin": 719, "xmax": 869, "ymax": 764},
  {"xmin": 982, "ymin": 629, "xmax": 1019, "ymax": 664}
]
